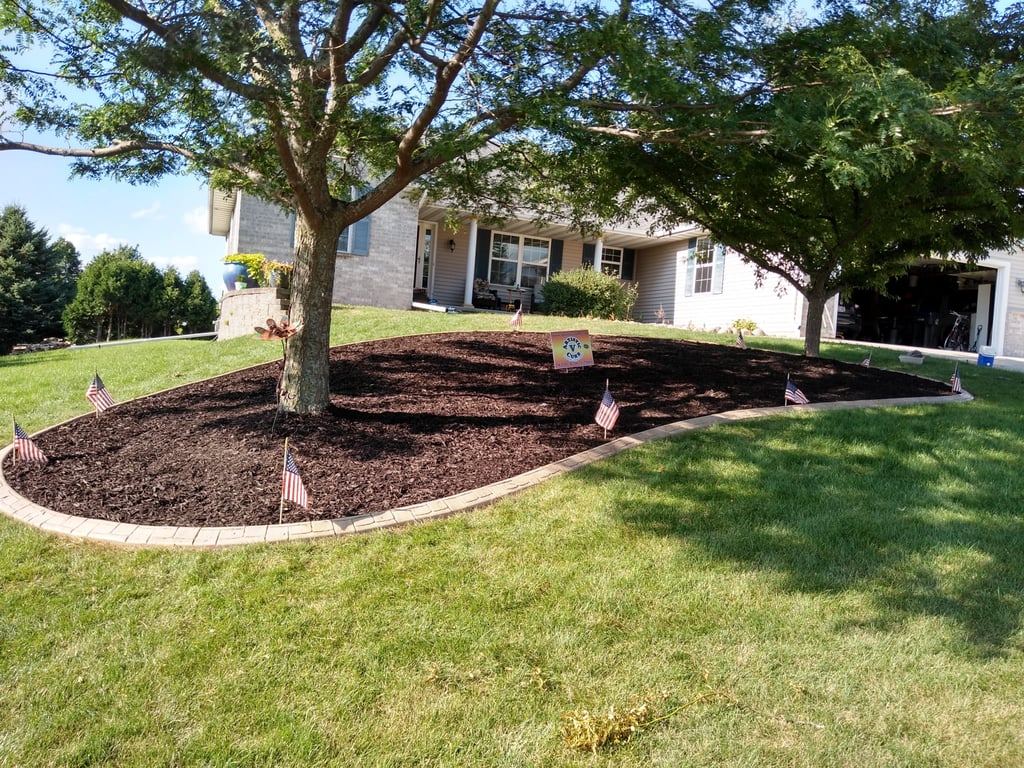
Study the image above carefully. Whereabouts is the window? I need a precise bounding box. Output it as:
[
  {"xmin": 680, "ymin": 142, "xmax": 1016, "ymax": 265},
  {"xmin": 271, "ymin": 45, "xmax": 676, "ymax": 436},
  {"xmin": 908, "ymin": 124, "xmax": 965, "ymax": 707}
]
[
  {"xmin": 337, "ymin": 217, "xmax": 370, "ymax": 256},
  {"xmin": 289, "ymin": 188, "xmax": 372, "ymax": 257},
  {"xmin": 692, "ymin": 237, "xmax": 714, "ymax": 294},
  {"xmin": 601, "ymin": 247, "xmax": 623, "ymax": 277},
  {"xmin": 337, "ymin": 186, "xmax": 371, "ymax": 256},
  {"xmin": 488, "ymin": 232, "xmax": 550, "ymax": 288}
]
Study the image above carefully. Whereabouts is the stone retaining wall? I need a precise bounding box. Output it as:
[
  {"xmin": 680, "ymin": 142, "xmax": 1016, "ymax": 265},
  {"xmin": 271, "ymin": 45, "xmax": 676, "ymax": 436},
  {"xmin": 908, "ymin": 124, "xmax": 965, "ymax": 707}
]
[{"xmin": 217, "ymin": 287, "xmax": 290, "ymax": 340}]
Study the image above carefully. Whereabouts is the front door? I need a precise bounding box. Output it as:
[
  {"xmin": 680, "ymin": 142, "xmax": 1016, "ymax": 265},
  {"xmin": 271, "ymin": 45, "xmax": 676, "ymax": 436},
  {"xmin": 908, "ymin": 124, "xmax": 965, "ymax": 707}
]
[{"xmin": 414, "ymin": 223, "xmax": 435, "ymax": 297}]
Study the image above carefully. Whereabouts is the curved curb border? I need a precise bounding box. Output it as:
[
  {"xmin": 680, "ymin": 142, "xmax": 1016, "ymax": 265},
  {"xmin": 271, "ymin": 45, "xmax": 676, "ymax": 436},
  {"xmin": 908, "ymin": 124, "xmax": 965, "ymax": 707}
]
[{"xmin": 1, "ymin": 391, "xmax": 972, "ymax": 549}]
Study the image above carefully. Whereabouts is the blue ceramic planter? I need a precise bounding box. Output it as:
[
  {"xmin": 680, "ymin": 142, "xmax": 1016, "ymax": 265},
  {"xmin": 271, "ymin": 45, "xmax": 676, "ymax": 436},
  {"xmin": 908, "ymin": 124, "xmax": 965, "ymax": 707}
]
[{"xmin": 223, "ymin": 262, "xmax": 250, "ymax": 290}]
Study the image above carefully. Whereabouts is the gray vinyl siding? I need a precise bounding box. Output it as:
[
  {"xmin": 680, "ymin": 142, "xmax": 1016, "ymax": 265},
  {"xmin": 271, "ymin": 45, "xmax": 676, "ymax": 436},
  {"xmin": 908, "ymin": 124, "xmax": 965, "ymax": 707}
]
[
  {"xmin": 430, "ymin": 226, "xmax": 471, "ymax": 306},
  {"xmin": 633, "ymin": 244, "xmax": 678, "ymax": 324}
]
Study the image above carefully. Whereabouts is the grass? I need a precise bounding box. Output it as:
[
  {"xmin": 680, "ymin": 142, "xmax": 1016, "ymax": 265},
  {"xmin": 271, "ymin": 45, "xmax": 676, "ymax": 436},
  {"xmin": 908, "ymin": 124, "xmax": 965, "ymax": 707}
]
[{"xmin": 2, "ymin": 306, "xmax": 1023, "ymax": 767}]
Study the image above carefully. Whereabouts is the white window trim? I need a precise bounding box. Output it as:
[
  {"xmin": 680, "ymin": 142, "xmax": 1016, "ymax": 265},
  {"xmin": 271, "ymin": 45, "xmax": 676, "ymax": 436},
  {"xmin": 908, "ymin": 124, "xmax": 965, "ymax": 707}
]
[
  {"xmin": 488, "ymin": 231, "xmax": 551, "ymax": 286},
  {"xmin": 602, "ymin": 246, "xmax": 623, "ymax": 278},
  {"xmin": 692, "ymin": 237, "xmax": 715, "ymax": 294}
]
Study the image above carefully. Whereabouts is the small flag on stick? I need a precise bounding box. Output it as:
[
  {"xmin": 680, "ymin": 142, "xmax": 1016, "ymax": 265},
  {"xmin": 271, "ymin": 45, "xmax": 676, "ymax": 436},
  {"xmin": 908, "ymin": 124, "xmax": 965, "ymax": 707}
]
[
  {"xmin": 784, "ymin": 377, "xmax": 810, "ymax": 405},
  {"xmin": 736, "ymin": 331, "xmax": 747, "ymax": 349},
  {"xmin": 13, "ymin": 421, "xmax": 47, "ymax": 463},
  {"xmin": 595, "ymin": 382, "xmax": 620, "ymax": 434},
  {"xmin": 509, "ymin": 307, "xmax": 522, "ymax": 330},
  {"xmin": 86, "ymin": 373, "xmax": 116, "ymax": 412},
  {"xmin": 860, "ymin": 352, "xmax": 871, "ymax": 367},
  {"xmin": 950, "ymin": 363, "xmax": 962, "ymax": 394},
  {"xmin": 280, "ymin": 441, "xmax": 309, "ymax": 517}
]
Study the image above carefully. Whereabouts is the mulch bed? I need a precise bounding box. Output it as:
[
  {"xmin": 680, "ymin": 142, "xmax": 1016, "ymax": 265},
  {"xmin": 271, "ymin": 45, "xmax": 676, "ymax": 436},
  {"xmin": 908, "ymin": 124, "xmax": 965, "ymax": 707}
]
[{"xmin": 5, "ymin": 331, "xmax": 951, "ymax": 528}]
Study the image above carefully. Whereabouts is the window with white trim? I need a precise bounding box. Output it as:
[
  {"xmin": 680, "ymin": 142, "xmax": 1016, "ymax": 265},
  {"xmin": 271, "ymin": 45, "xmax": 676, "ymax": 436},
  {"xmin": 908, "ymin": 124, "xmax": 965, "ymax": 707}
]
[
  {"xmin": 601, "ymin": 246, "xmax": 623, "ymax": 277},
  {"xmin": 488, "ymin": 232, "xmax": 550, "ymax": 288},
  {"xmin": 692, "ymin": 237, "xmax": 714, "ymax": 294}
]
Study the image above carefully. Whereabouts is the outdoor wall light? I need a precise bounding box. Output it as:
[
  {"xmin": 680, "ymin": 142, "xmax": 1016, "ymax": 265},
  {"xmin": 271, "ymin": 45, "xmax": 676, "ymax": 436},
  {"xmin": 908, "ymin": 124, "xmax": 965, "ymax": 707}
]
[
  {"xmin": 1018, "ymin": 278, "xmax": 1024, "ymax": 295},
  {"xmin": 448, "ymin": 238, "xmax": 456, "ymax": 252}
]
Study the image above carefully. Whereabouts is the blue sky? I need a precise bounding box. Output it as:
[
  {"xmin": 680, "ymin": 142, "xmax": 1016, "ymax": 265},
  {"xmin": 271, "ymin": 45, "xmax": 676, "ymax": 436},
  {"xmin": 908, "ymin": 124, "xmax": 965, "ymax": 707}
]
[{"xmin": 0, "ymin": 150, "xmax": 230, "ymax": 297}]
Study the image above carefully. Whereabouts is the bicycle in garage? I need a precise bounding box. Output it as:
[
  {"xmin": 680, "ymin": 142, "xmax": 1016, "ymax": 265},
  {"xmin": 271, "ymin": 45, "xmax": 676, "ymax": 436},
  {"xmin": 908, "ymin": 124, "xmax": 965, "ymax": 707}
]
[{"xmin": 943, "ymin": 311, "xmax": 982, "ymax": 352}]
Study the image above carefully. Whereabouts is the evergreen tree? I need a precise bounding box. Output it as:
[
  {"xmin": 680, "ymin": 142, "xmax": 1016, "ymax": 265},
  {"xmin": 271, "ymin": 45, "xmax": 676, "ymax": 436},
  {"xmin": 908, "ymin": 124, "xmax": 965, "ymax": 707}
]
[{"xmin": 0, "ymin": 205, "xmax": 81, "ymax": 353}]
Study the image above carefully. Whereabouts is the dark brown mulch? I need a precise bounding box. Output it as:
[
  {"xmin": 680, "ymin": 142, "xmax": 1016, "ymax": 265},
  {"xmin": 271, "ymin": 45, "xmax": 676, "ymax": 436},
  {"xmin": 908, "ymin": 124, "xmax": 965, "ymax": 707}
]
[{"xmin": 5, "ymin": 332, "xmax": 951, "ymax": 528}]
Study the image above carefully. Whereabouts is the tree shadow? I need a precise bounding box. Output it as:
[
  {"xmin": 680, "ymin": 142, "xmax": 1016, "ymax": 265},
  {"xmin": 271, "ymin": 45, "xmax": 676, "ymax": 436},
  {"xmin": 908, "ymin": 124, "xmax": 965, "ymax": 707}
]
[{"xmin": 583, "ymin": 406, "xmax": 1024, "ymax": 657}]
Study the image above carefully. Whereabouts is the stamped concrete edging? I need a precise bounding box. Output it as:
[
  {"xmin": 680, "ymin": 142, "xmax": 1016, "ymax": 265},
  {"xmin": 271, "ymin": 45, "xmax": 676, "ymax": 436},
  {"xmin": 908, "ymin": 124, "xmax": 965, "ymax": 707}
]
[{"xmin": 0, "ymin": 391, "xmax": 972, "ymax": 548}]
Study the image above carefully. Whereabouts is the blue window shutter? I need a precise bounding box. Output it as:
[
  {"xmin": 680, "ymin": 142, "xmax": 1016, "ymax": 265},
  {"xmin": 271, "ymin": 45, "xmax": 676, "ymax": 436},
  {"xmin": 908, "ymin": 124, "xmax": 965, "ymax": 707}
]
[
  {"xmin": 474, "ymin": 228, "xmax": 491, "ymax": 281},
  {"xmin": 711, "ymin": 243, "xmax": 726, "ymax": 294},
  {"xmin": 622, "ymin": 248, "xmax": 636, "ymax": 281},
  {"xmin": 582, "ymin": 243, "xmax": 595, "ymax": 268},
  {"xmin": 549, "ymin": 239, "xmax": 563, "ymax": 274},
  {"xmin": 352, "ymin": 215, "xmax": 371, "ymax": 256},
  {"xmin": 683, "ymin": 238, "xmax": 697, "ymax": 298},
  {"xmin": 290, "ymin": 214, "xmax": 296, "ymax": 249}
]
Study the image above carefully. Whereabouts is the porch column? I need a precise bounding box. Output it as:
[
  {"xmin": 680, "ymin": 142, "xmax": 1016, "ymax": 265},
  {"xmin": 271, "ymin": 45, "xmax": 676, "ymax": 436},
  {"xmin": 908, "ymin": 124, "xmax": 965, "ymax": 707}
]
[
  {"xmin": 593, "ymin": 237, "xmax": 604, "ymax": 273},
  {"xmin": 463, "ymin": 217, "xmax": 479, "ymax": 306}
]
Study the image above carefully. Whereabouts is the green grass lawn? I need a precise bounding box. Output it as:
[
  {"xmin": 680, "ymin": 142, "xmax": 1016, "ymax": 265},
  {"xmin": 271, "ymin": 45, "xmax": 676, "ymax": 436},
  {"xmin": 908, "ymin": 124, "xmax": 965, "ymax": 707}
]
[{"xmin": 2, "ymin": 307, "xmax": 1023, "ymax": 767}]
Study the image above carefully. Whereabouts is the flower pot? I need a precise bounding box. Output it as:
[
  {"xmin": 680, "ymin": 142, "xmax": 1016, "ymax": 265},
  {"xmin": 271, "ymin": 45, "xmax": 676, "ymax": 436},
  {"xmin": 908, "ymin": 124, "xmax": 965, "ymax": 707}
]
[
  {"xmin": 268, "ymin": 269, "xmax": 290, "ymax": 290},
  {"xmin": 223, "ymin": 262, "xmax": 250, "ymax": 290}
]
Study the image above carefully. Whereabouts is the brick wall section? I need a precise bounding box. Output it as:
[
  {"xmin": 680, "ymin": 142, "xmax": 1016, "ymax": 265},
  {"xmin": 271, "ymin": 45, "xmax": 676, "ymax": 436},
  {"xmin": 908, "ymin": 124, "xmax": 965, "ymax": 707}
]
[
  {"xmin": 332, "ymin": 194, "xmax": 418, "ymax": 309},
  {"xmin": 223, "ymin": 192, "xmax": 419, "ymax": 311},
  {"xmin": 217, "ymin": 288, "xmax": 291, "ymax": 340}
]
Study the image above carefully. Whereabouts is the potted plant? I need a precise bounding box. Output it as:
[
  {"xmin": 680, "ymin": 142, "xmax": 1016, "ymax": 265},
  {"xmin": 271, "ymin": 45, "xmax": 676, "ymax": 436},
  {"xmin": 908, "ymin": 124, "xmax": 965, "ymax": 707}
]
[
  {"xmin": 263, "ymin": 260, "xmax": 294, "ymax": 290},
  {"xmin": 222, "ymin": 253, "xmax": 267, "ymax": 289}
]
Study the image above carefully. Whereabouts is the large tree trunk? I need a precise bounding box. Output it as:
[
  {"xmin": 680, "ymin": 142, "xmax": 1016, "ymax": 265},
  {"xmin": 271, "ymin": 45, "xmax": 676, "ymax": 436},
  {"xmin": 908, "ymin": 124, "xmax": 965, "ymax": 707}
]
[
  {"xmin": 278, "ymin": 216, "xmax": 343, "ymax": 414},
  {"xmin": 802, "ymin": 282, "xmax": 831, "ymax": 357}
]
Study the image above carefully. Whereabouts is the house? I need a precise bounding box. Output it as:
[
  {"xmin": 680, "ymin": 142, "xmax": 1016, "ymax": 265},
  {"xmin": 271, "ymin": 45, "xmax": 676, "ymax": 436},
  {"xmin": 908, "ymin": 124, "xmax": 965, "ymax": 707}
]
[{"xmin": 209, "ymin": 189, "xmax": 1024, "ymax": 357}]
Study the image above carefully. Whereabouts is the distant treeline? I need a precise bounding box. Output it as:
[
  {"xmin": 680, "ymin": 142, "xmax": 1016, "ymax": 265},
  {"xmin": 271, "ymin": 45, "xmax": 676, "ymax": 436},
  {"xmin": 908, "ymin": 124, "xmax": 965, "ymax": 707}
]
[{"xmin": 0, "ymin": 205, "xmax": 218, "ymax": 353}]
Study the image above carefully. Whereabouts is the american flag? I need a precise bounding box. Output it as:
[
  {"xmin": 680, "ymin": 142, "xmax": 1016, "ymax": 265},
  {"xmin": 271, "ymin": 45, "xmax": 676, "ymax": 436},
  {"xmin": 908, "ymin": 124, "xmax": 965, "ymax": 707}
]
[
  {"xmin": 509, "ymin": 307, "xmax": 522, "ymax": 329},
  {"xmin": 860, "ymin": 353, "xmax": 871, "ymax": 367},
  {"xmin": 950, "ymin": 364, "xmax": 962, "ymax": 394},
  {"xmin": 281, "ymin": 447, "xmax": 309, "ymax": 508},
  {"xmin": 784, "ymin": 379, "xmax": 810, "ymax": 405},
  {"xmin": 86, "ymin": 373, "xmax": 116, "ymax": 412},
  {"xmin": 736, "ymin": 331, "xmax": 747, "ymax": 349},
  {"xmin": 595, "ymin": 386, "xmax": 620, "ymax": 431},
  {"xmin": 14, "ymin": 421, "xmax": 47, "ymax": 462}
]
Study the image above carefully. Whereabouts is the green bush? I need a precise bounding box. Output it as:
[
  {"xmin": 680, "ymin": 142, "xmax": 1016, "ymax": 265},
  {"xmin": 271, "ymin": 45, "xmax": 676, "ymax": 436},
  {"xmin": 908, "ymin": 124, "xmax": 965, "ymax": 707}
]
[{"xmin": 541, "ymin": 268, "xmax": 638, "ymax": 320}]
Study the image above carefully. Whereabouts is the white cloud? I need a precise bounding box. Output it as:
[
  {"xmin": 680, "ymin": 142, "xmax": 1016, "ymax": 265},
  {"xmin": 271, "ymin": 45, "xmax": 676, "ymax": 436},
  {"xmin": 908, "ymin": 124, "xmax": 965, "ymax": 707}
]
[
  {"xmin": 131, "ymin": 201, "xmax": 163, "ymax": 220},
  {"xmin": 183, "ymin": 206, "xmax": 208, "ymax": 235},
  {"xmin": 56, "ymin": 224, "xmax": 130, "ymax": 257},
  {"xmin": 151, "ymin": 254, "xmax": 201, "ymax": 275}
]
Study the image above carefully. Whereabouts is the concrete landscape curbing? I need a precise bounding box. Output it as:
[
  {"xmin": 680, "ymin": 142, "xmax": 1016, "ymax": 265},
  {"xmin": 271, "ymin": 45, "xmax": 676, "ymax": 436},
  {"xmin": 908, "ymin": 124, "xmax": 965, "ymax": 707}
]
[{"xmin": 0, "ymin": 390, "xmax": 973, "ymax": 549}]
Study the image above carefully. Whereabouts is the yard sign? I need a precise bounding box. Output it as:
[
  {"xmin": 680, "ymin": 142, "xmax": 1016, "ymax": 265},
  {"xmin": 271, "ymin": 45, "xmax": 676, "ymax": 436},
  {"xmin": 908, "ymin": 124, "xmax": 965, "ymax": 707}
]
[{"xmin": 550, "ymin": 330, "xmax": 595, "ymax": 370}]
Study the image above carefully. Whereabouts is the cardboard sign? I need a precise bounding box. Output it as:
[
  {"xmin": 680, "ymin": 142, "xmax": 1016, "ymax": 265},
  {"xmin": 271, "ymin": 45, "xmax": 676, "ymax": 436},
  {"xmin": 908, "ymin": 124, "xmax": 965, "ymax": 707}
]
[{"xmin": 550, "ymin": 330, "xmax": 594, "ymax": 369}]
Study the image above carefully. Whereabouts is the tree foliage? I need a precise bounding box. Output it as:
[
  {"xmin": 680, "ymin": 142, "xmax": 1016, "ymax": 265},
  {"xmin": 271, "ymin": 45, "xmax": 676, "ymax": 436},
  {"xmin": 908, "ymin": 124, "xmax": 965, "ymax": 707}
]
[
  {"xmin": 0, "ymin": 0, "xmax": 646, "ymax": 412},
  {"xmin": 62, "ymin": 246, "xmax": 216, "ymax": 343},
  {"xmin": 0, "ymin": 204, "xmax": 81, "ymax": 353},
  {"xmin": 552, "ymin": 1, "xmax": 1024, "ymax": 355}
]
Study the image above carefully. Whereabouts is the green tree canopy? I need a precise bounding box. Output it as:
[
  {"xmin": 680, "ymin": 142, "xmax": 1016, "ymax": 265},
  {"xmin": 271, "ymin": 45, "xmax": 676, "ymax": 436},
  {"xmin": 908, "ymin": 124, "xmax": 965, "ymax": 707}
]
[
  {"xmin": 548, "ymin": 1, "xmax": 1024, "ymax": 355},
  {"xmin": 0, "ymin": 0, "xmax": 653, "ymax": 412},
  {"xmin": 0, "ymin": 204, "xmax": 81, "ymax": 353},
  {"xmin": 63, "ymin": 245, "xmax": 164, "ymax": 343}
]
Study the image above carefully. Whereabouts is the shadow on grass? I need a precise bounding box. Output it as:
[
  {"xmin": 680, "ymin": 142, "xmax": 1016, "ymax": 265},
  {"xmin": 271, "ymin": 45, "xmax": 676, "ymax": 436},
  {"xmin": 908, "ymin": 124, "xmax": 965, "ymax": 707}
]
[{"xmin": 582, "ymin": 403, "xmax": 1024, "ymax": 657}]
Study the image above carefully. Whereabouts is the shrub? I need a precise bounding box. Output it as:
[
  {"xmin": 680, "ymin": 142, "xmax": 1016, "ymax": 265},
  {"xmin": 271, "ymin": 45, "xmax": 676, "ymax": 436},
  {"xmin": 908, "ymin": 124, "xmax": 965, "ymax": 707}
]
[
  {"xmin": 541, "ymin": 268, "xmax": 638, "ymax": 320},
  {"xmin": 732, "ymin": 318, "xmax": 758, "ymax": 332}
]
